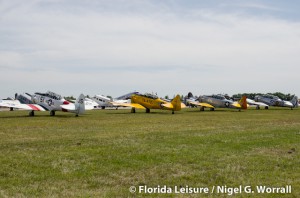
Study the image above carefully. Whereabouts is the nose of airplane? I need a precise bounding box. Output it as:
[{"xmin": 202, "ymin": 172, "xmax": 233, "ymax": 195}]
[{"xmin": 284, "ymin": 101, "xmax": 293, "ymax": 107}]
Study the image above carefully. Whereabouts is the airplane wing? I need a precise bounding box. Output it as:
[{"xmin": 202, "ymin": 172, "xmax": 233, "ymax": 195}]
[
  {"xmin": 110, "ymin": 102, "xmax": 146, "ymax": 109},
  {"xmin": 246, "ymin": 99, "xmax": 268, "ymax": 107},
  {"xmin": 0, "ymin": 100, "xmax": 46, "ymax": 111},
  {"xmin": 199, "ymin": 102, "xmax": 214, "ymax": 108},
  {"xmin": 61, "ymin": 103, "xmax": 94, "ymax": 111},
  {"xmin": 188, "ymin": 101, "xmax": 214, "ymax": 108}
]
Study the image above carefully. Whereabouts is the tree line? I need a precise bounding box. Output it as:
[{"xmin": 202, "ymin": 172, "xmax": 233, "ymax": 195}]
[{"xmin": 232, "ymin": 92, "xmax": 296, "ymax": 100}]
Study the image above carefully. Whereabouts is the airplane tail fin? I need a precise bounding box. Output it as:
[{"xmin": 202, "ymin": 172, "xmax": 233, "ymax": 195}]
[
  {"xmin": 291, "ymin": 96, "xmax": 298, "ymax": 108},
  {"xmin": 171, "ymin": 94, "xmax": 182, "ymax": 111},
  {"xmin": 239, "ymin": 96, "xmax": 248, "ymax": 109},
  {"xmin": 75, "ymin": 94, "xmax": 85, "ymax": 115}
]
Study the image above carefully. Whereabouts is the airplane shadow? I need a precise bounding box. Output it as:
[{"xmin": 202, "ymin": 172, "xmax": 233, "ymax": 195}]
[
  {"xmin": 0, "ymin": 114, "xmax": 81, "ymax": 119},
  {"xmin": 106, "ymin": 111, "xmax": 181, "ymax": 115}
]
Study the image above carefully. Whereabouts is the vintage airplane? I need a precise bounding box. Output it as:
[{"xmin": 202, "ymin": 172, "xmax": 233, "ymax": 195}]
[
  {"xmin": 91, "ymin": 92, "xmax": 139, "ymax": 109},
  {"xmin": 0, "ymin": 91, "xmax": 86, "ymax": 116},
  {"xmin": 70, "ymin": 97, "xmax": 98, "ymax": 109},
  {"xmin": 246, "ymin": 98, "xmax": 269, "ymax": 110},
  {"xmin": 188, "ymin": 94, "xmax": 248, "ymax": 111},
  {"xmin": 110, "ymin": 92, "xmax": 185, "ymax": 114},
  {"xmin": 254, "ymin": 94, "xmax": 298, "ymax": 109},
  {"xmin": 91, "ymin": 95, "xmax": 112, "ymax": 109}
]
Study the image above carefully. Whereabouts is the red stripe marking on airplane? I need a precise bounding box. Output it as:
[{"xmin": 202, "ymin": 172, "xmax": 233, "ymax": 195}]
[{"xmin": 28, "ymin": 104, "xmax": 40, "ymax": 111}]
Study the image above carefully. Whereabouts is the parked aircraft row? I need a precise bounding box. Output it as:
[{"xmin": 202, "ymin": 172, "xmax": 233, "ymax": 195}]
[
  {"xmin": 0, "ymin": 91, "xmax": 87, "ymax": 117},
  {"xmin": 0, "ymin": 91, "xmax": 299, "ymax": 116},
  {"xmin": 186, "ymin": 93, "xmax": 298, "ymax": 111}
]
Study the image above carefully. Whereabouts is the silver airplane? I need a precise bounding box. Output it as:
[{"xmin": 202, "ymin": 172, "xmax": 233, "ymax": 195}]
[
  {"xmin": 188, "ymin": 94, "xmax": 247, "ymax": 111},
  {"xmin": 254, "ymin": 94, "xmax": 298, "ymax": 109},
  {"xmin": 0, "ymin": 91, "xmax": 86, "ymax": 116}
]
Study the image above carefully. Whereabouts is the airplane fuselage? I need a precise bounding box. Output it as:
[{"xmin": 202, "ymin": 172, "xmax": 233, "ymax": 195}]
[
  {"xmin": 32, "ymin": 92, "xmax": 69, "ymax": 112},
  {"xmin": 131, "ymin": 94, "xmax": 167, "ymax": 110},
  {"xmin": 255, "ymin": 95, "xmax": 293, "ymax": 108},
  {"xmin": 199, "ymin": 95, "xmax": 236, "ymax": 108}
]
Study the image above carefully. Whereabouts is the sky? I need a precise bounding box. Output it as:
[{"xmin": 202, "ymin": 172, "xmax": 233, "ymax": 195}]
[{"xmin": 0, "ymin": 0, "xmax": 300, "ymax": 98}]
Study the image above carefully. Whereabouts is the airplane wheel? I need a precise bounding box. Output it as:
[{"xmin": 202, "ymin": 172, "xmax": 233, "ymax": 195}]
[
  {"xmin": 75, "ymin": 114, "xmax": 79, "ymax": 117},
  {"xmin": 256, "ymin": 106, "xmax": 260, "ymax": 110},
  {"xmin": 10, "ymin": 107, "xmax": 14, "ymax": 111},
  {"xmin": 101, "ymin": 106, "xmax": 105, "ymax": 109},
  {"xmin": 172, "ymin": 110, "xmax": 174, "ymax": 114},
  {"xmin": 146, "ymin": 108, "xmax": 150, "ymax": 113},
  {"xmin": 50, "ymin": 111, "xmax": 55, "ymax": 116},
  {"xmin": 200, "ymin": 107, "xmax": 204, "ymax": 111},
  {"xmin": 265, "ymin": 106, "xmax": 269, "ymax": 110},
  {"xmin": 210, "ymin": 108, "xmax": 215, "ymax": 111},
  {"xmin": 29, "ymin": 111, "xmax": 34, "ymax": 116},
  {"xmin": 131, "ymin": 108, "xmax": 136, "ymax": 113}
]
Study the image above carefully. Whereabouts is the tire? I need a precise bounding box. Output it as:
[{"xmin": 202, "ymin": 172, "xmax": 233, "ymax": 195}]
[
  {"xmin": 50, "ymin": 111, "xmax": 55, "ymax": 116},
  {"xmin": 29, "ymin": 111, "xmax": 34, "ymax": 116},
  {"xmin": 131, "ymin": 108, "xmax": 136, "ymax": 113}
]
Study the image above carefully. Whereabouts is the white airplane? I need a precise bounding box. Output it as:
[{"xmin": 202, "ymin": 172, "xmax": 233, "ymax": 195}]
[
  {"xmin": 246, "ymin": 98, "xmax": 269, "ymax": 110},
  {"xmin": 70, "ymin": 98, "xmax": 98, "ymax": 110},
  {"xmin": 84, "ymin": 98, "xmax": 99, "ymax": 109},
  {"xmin": 0, "ymin": 91, "xmax": 86, "ymax": 116},
  {"xmin": 91, "ymin": 95, "xmax": 112, "ymax": 109},
  {"xmin": 91, "ymin": 92, "xmax": 139, "ymax": 109}
]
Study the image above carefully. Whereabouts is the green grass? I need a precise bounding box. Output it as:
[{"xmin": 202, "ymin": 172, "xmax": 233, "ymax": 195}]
[{"xmin": 0, "ymin": 108, "xmax": 299, "ymax": 197}]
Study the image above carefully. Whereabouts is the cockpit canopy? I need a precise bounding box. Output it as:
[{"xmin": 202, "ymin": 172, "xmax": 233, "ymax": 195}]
[
  {"xmin": 262, "ymin": 94, "xmax": 280, "ymax": 100},
  {"xmin": 208, "ymin": 94, "xmax": 226, "ymax": 100},
  {"xmin": 34, "ymin": 91, "xmax": 62, "ymax": 100},
  {"xmin": 136, "ymin": 92, "xmax": 158, "ymax": 99}
]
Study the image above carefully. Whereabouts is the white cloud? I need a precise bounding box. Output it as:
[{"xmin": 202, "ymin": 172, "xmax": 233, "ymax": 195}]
[
  {"xmin": 0, "ymin": 1, "xmax": 300, "ymax": 98},
  {"xmin": 237, "ymin": 3, "xmax": 281, "ymax": 11}
]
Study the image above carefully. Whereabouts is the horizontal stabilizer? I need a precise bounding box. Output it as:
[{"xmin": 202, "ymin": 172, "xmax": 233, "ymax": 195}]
[
  {"xmin": 231, "ymin": 103, "xmax": 241, "ymax": 108},
  {"xmin": 60, "ymin": 104, "xmax": 76, "ymax": 111}
]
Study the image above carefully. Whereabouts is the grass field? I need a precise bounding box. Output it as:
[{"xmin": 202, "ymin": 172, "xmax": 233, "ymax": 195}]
[{"xmin": 0, "ymin": 107, "xmax": 299, "ymax": 197}]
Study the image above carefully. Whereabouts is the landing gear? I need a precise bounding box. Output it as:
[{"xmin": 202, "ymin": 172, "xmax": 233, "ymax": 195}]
[
  {"xmin": 256, "ymin": 105, "xmax": 260, "ymax": 110},
  {"xmin": 146, "ymin": 108, "xmax": 150, "ymax": 113},
  {"xmin": 172, "ymin": 110, "xmax": 174, "ymax": 114},
  {"xmin": 50, "ymin": 110, "xmax": 55, "ymax": 116},
  {"xmin": 210, "ymin": 108, "xmax": 215, "ymax": 111},
  {"xmin": 131, "ymin": 107, "xmax": 136, "ymax": 113},
  {"xmin": 75, "ymin": 114, "xmax": 79, "ymax": 117},
  {"xmin": 29, "ymin": 111, "xmax": 35, "ymax": 116},
  {"xmin": 10, "ymin": 107, "xmax": 14, "ymax": 111},
  {"xmin": 265, "ymin": 106, "xmax": 269, "ymax": 110},
  {"xmin": 101, "ymin": 106, "xmax": 105, "ymax": 109},
  {"xmin": 200, "ymin": 106, "xmax": 205, "ymax": 111}
]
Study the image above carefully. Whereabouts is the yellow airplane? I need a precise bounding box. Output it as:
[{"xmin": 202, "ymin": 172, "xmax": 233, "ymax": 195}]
[{"xmin": 111, "ymin": 93, "xmax": 186, "ymax": 114}]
